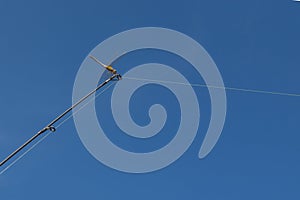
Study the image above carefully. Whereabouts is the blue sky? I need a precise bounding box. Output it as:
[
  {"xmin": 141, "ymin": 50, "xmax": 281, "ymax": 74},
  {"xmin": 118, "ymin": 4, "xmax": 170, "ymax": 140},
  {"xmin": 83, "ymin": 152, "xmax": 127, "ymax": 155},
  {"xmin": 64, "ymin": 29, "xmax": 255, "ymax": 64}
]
[{"xmin": 0, "ymin": 0, "xmax": 299, "ymax": 199}]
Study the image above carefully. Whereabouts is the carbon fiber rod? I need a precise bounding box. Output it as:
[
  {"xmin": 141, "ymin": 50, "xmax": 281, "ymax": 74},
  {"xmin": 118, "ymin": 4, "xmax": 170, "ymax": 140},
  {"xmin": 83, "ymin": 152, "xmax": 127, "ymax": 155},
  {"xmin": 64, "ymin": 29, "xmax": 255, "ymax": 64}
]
[{"xmin": 0, "ymin": 73, "xmax": 121, "ymax": 167}]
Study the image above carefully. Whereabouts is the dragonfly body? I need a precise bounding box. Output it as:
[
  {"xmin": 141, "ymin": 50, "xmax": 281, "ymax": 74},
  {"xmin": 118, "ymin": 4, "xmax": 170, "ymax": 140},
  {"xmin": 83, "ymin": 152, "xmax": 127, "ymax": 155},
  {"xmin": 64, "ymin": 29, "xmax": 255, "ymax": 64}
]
[{"xmin": 89, "ymin": 55, "xmax": 121, "ymax": 79}]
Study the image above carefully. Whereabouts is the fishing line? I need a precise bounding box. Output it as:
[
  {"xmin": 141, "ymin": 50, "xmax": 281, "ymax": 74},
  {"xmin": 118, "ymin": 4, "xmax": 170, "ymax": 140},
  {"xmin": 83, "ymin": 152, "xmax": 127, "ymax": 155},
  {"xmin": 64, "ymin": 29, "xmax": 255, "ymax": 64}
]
[
  {"xmin": 123, "ymin": 76, "xmax": 300, "ymax": 98},
  {"xmin": 1, "ymin": 57, "xmax": 298, "ymax": 175},
  {"xmin": 0, "ymin": 81, "xmax": 116, "ymax": 175},
  {"xmin": 0, "ymin": 132, "xmax": 52, "ymax": 176}
]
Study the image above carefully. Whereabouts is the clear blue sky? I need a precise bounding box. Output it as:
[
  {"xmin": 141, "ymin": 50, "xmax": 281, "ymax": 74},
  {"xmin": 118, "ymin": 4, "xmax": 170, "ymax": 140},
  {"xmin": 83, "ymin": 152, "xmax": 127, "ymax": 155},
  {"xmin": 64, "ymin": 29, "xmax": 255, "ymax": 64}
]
[{"xmin": 0, "ymin": 0, "xmax": 299, "ymax": 199}]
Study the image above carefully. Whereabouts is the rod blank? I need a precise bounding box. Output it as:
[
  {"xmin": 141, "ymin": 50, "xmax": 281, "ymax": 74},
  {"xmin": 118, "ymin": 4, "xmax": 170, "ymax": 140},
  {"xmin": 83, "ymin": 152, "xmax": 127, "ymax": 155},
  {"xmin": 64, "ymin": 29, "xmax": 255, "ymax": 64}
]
[{"xmin": 0, "ymin": 73, "xmax": 121, "ymax": 167}]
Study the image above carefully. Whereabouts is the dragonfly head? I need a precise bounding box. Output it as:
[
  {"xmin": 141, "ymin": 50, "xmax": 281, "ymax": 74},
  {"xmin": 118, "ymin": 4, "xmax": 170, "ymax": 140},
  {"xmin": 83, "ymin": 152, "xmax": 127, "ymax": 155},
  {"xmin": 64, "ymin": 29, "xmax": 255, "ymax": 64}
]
[{"xmin": 106, "ymin": 66, "xmax": 117, "ymax": 74}]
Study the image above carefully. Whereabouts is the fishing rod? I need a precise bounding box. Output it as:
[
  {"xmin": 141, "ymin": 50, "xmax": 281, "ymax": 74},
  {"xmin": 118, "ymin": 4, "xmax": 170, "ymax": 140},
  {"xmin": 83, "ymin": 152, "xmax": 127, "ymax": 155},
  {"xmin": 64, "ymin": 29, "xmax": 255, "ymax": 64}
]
[{"xmin": 0, "ymin": 55, "xmax": 122, "ymax": 167}]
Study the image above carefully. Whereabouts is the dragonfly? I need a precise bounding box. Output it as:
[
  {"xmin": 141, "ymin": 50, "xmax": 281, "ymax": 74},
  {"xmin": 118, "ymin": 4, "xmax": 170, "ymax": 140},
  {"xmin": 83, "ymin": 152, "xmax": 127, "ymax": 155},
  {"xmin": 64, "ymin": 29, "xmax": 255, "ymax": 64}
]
[{"xmin": 89, "ymin": 55, "xmax": 122, "ymax": 80}]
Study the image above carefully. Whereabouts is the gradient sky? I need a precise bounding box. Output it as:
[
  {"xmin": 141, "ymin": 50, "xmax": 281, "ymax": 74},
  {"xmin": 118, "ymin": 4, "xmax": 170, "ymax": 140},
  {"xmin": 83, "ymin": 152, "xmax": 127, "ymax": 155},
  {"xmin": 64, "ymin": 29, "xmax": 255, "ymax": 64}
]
[{"xmin": 0, "ymin": 0, "xmax": 299, "ymax": 199}]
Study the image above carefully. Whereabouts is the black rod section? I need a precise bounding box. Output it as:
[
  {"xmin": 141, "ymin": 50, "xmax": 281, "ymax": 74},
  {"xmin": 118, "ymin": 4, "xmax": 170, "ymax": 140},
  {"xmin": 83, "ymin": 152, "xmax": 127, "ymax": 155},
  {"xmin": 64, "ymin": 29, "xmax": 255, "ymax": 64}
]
[{"xmin": 0, "ymin": 74, "xmax": 121, "ymax": 167}]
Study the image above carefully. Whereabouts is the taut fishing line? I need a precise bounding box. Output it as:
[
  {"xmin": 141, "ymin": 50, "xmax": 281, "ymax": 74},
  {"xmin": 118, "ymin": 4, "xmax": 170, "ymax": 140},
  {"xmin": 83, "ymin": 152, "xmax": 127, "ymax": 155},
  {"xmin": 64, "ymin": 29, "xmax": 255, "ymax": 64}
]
[
  {"xmin": 123, "ymin": 76, "xmax": 300, "ymax": 98},
  {"xmin": 1, "ymin": 75, "xmax": 298, "ymax": 175},
  {"xmin": 1, "ymin": 27, "xmax": 298, "ymax": 175}
]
